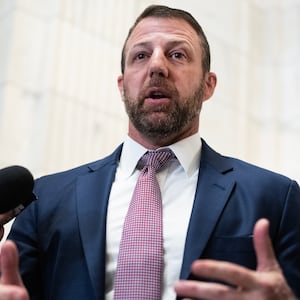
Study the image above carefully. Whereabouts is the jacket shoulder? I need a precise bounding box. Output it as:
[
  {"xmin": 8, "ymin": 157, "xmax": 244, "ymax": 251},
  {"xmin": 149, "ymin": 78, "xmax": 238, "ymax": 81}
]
[
  {"xmin": 34, "ymin": 144, "xmax": 123, "ymax": 193},
  {"xmin": 201, "ymin": 139, "xmax": 297, "ymax": 186}
]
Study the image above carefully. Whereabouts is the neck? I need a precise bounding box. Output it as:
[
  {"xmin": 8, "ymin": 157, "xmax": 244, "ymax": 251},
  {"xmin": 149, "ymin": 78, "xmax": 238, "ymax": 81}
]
[{"xmin": 128, "ymin": 124, "xmax": 199, "ymax": 150}]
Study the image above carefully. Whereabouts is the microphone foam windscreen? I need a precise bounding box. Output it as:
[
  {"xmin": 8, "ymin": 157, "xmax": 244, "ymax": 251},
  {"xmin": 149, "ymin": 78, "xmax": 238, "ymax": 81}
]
[{"xmin": 0, "ymin": 165, "xmax": 36, "ymax": 214}]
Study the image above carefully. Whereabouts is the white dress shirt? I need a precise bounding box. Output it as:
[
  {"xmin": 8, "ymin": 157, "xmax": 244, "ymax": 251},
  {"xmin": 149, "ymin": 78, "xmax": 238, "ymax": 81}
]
[{"xmin": 105, "ymin": 134, "xmax": 201, "ymax": 299}]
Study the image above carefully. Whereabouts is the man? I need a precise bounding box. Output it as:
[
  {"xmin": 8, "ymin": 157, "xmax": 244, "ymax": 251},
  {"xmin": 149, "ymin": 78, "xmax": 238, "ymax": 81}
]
[{"xmin": 0, "ymin": 4, "xmax": 299, "ymax": 300}]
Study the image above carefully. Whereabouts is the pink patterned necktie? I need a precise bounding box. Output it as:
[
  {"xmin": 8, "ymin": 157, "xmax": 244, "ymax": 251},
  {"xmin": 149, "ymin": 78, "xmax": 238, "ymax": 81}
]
[{"xmin": 113, "ymin": 150, "xmax": 174, "ymax": 300}]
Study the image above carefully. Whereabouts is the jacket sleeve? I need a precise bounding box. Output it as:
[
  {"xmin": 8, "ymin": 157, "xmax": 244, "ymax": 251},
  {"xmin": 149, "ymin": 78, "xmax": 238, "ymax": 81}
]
[{"xmin": 276, "ymin": 180, "xmax": 300, "ymax": 298}]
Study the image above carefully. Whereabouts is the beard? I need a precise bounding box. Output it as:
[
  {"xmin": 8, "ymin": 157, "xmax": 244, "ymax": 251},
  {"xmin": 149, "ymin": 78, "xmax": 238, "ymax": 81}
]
[{"xmin": 123, "ymin": 76, "xmax": 205, "ymax": 140}]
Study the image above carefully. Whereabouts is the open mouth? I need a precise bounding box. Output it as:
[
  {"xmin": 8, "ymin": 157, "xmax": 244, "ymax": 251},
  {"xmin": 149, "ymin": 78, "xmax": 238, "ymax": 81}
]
[
  {"xmin": 149, "ymin": 91, "xmax": 167, "ymax": 99},
  {"xmin": 146, "ymin": 87, "xmax": 170, "ymax": 100}
]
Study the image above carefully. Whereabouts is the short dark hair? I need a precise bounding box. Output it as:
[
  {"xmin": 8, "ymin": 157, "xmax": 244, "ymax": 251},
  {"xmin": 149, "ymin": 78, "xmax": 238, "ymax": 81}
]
[{"xmin": 120, "ymin": 5, "xmax": 211, "ymax": 74}]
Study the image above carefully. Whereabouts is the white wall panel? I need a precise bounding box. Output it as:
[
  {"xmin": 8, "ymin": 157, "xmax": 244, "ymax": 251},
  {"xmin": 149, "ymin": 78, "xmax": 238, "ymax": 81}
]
[{"xmin": 0, "ymin": 0, "xmax": 299, "ymax": 184}]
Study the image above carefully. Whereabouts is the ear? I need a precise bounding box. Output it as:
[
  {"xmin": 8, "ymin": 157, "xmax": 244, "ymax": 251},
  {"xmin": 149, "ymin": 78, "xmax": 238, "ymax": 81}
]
[
  {"xmin": 203, "ymin": 72, "xmax": 217, "ymax": 102},
  {"xmin": 117, "ymin": 75, "xmax": 125, "ymax": 101}
]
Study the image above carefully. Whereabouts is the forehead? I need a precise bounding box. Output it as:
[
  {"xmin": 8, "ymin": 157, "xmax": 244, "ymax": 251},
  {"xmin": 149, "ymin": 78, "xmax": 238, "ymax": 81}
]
[{"xmin": 125, "ymin": 17, "xmax": 201, "ymax": 50}]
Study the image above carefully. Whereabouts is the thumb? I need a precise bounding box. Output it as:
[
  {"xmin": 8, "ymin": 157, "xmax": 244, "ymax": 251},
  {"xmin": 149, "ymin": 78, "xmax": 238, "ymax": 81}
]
[
  {"xmin": 0, "ymin": 240, "xmax": 24, "ymax": 286},
  {"xmin": 253, "ymin": 218, "xmax": 280, "ymax": 272}
]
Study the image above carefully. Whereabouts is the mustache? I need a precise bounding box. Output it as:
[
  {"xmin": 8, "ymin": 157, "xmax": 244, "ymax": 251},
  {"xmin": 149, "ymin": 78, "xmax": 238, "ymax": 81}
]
[
  {"xmin": 148, "ymin": 76, "xmax": 167, "ymax": 87},
  {"xmin": 140, "ymin": 76, "xmax": 177, "ymax": 98}
]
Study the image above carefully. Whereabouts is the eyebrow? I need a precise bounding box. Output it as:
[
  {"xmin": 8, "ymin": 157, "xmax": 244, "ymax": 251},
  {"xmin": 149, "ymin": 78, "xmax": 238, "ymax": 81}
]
[{"xmin": 130, "ymin": 39, "xmax": 192, "ymax": 52}]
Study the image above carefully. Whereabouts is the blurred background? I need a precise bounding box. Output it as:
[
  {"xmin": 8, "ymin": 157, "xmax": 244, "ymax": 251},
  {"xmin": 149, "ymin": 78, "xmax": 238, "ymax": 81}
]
[{"xmin": 0, "ymin": 0, "xmax": 300, "ymax": 236}]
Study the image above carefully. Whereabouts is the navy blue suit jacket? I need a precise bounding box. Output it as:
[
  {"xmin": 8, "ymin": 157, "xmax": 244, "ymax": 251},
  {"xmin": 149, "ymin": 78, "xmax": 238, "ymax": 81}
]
[{"xmin": 8, "ymin": 140, "xmax": 300, "ymax": 299}]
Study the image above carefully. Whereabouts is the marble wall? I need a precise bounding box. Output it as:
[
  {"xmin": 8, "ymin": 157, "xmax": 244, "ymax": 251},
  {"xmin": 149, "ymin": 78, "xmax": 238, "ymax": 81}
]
[{"xmin": 0, "ymin": 0, "xmax": 299, "ymax": 184}]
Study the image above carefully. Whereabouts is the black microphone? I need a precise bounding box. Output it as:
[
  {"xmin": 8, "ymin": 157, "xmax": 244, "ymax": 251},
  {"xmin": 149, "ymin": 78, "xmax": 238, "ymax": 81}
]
[{"xmin": 0, "ymin": 165, "xmax": 37, "ymax": 215}]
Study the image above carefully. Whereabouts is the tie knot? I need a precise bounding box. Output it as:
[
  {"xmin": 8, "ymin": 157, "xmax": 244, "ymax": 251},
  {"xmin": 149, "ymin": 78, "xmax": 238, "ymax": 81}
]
[{"xmin": 138, "ymin": 149, "xmax": 174, "ymax": 173}]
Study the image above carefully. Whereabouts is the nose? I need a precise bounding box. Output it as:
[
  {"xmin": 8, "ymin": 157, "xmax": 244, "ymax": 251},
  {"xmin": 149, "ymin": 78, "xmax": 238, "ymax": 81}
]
[{"xmin": 148, "ymin": 49, "xmax": 169, "ymax": 78}]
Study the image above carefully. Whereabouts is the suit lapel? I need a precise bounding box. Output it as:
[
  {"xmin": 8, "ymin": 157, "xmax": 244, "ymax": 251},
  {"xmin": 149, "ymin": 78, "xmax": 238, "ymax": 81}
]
[
  {"xmin": 74, "ymin": 141, "xmax": 235, "ymax": 292},
  {"xmin": 76, "ymin": 146, "xmax": 122, "ymax": 300},
  {"xmin": 180, "ymin": 140, "xmax": 236, "ymax": 279}
]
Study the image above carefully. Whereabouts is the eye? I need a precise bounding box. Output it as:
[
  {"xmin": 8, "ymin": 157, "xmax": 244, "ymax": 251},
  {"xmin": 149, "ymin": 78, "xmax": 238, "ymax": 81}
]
[
  {"xmin": 170, "ymin": 52, "xmax": 186, "ymax": 60},
  {"xmin": 135, "ymin": 53, "xmax": 146, "ymax": 60}
]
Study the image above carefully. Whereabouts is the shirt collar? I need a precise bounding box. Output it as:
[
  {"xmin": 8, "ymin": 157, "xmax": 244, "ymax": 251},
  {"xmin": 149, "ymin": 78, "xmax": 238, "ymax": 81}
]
[
  {"xmin": 168, "ymin": 133, "xmax": 201, "ymax": 177},
  {"xmin": 119, "ymin": 134, "xmax": 201, "ymax": 178}
]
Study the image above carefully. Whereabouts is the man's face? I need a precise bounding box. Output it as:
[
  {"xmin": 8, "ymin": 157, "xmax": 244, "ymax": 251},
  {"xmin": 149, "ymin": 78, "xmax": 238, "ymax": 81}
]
[{"xmin": 118, "ymin": 17, "xmax": 215, "ymax": 146}]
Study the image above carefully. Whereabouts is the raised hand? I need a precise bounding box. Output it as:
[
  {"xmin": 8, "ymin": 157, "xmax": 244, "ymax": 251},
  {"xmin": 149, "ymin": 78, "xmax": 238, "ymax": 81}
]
[
  {"xmin": 0, "ymin": 241, "xmax": 29, "ymax": 300},
  {"xmin": 174, "ymin": 219, "xmax": 296, "ymax": 300}
]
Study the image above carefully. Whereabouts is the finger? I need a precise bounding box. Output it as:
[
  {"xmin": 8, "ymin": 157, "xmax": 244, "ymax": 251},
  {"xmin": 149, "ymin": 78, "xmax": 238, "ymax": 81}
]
[
  {"xmin": 189, "ymin": 259, "xmax": 257, "ymax": 289},
  {"xmin": 0, "ymin": 240, "xmax": 24, "ymax": 286},
  {"xmin": 174, "ymin": 279, "xmax": 236, "ymax": 300},
  {"xmin": 0, "ymin": 285, "xmax": 28, "ymax": 300},
  {"xmin": 253, "ymin": 218, "xmax": 280, "ymax": 272}
]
